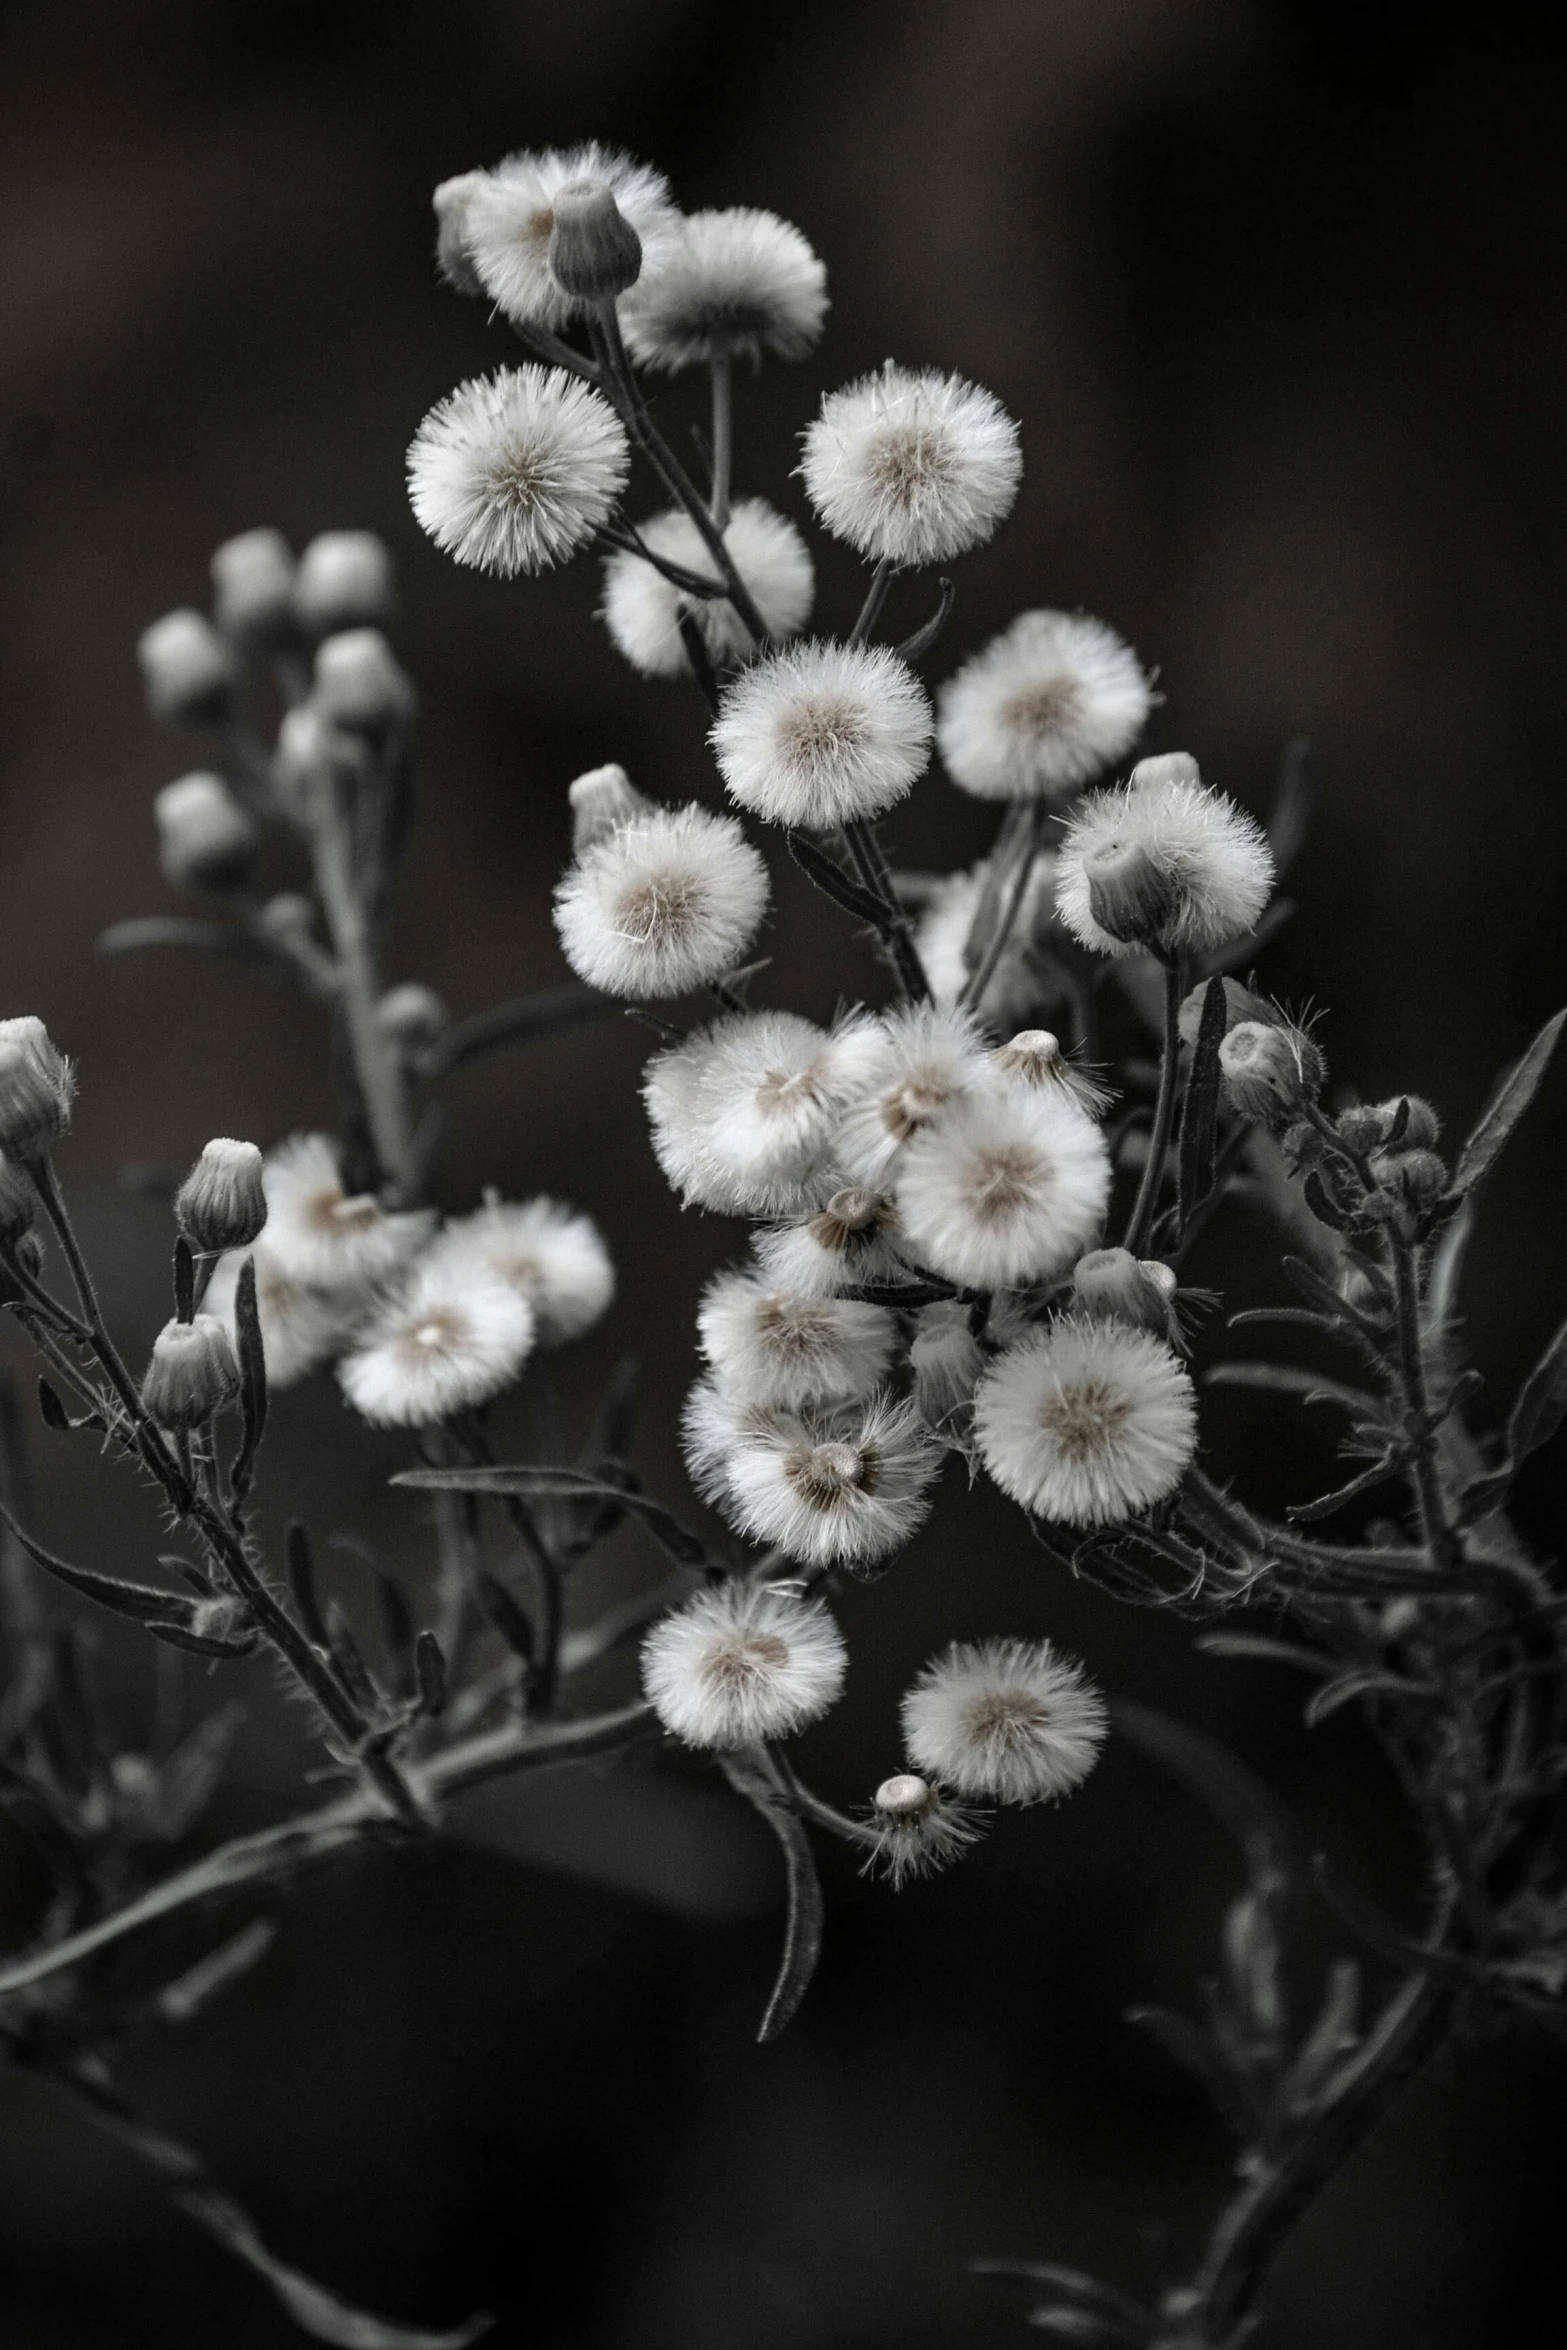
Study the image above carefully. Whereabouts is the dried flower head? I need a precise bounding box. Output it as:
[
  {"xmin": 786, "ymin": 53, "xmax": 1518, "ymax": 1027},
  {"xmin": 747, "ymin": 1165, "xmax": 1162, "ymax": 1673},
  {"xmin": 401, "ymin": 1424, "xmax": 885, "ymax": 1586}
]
[
  {"xmin": 973, "ymin": 1316, "xmax": 1197, "ymax": 1524},
  {"xmin": 892, "ymin": 1087, "xmax": 1111, "ymax": 1290},
  {"xmin": 622, "ymin": 206, "xmax": 828, "ymax": 371},
  {"xmin": 601, "ymin": 500, "xmax": 814, "ymax": 676},
  {"xmin": 901, "ymin": 1637, "xmax": 1107, "ymax": 1804},
  {"xmin": 697, "ymin": 1268, "xmax": 896, "ymax": 1409},
  {"xmin": 800, "ymin": 362, "xmax": 1021, "ymax": 567},
  {"xmin": 554, "ymin": 803, "xmax": 769, "ymax": 999},
  {"xmin": 1056, "ymin": 756, "xmax": 1274, "ymax": 959},
  {"xmin": 339, "ymin": 1257, "xmax": 535, "ymax": 1428},
  {"xmin": 259, "ymin": 1133, "xmax": 434, "ymax": 1291},
  {"xmin": 640, "ymin": 1578, "xmax": 847, "ymax": 1749},
  {"xmin": 992, "ymin": 1030, "xmax": 1115, "ymax": 1118},
  {"xmin": 863, "ymin": 1771, "xmax": 986, "ymax": 1886},
  {"xmin": 936, "ymin": 610, "xmax": 1153, "ymax": 803},
  {"xmin": 430, "ymin": 1194, "xmax": 614, "ymax": 1344},
  {"xmin": 459, "ymin": 144, "xmax": 676, "ymax": 330},
  {"xmin": 833, "ymin": 1002, "xmax": 994, "ymax": 1187},
  {"xmin": 407, "ymin": 366, "xmax": 630, "ymax": 577},
  {"xmin": 712, "ymin": 640, "xmax": 932, "ymax": 829},
  {"xmin": 752, "ymin": 1186, "xmax": 906, "ymax": 1298}
]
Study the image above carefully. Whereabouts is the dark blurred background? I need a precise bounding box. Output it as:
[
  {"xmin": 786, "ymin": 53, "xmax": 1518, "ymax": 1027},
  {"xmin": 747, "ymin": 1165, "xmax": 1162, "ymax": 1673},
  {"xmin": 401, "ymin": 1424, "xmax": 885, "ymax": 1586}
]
[{"xmin": 2, "ymin": 1, "xmax": 1565, "ymax": 2343}]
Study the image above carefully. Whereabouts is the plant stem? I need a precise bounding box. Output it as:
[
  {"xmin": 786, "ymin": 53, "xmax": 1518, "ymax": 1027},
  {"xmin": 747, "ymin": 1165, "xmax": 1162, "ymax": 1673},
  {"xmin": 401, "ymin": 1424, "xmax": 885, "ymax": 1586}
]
[
  {"xmin": 709, "ymin": 341, "xmax": 733, "ymax": 530},
  {"xmin": 1124, "ymin": 956, "xmax": 1186, "ymax": 1258},
  {"xmin": 842, "ymin": 817, "xmax": 931, "ymax": 1002},
  {"xmin": 308, "ymin": 790, "xmax": 418, "ymax": 1202},
  {"xmin": 960, "ymin": 799, "xmax": 1046, "ymax": 1017}
]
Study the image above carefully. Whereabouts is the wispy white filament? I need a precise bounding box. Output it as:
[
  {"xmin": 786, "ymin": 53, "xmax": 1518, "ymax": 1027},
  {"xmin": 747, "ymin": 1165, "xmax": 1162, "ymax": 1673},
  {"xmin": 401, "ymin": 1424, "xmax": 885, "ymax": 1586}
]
[
  {"xmin": 697, "ymin": 1269, "xmax": 896, "ymax": 1408},
  {"xmin": 705, "ymin": 1389, "xmax": 940, "ymax": 1571},
  {"xmin": 892, "ymin": 1087, "xmax": 1110, "ymax": 1289},
  {"xmin": 339, "ymin": 1259, "xmax": 535, "ymax": 1428},
  {"xmin": 554, "ymin": 804, "xmax": 769, "ymax": 998},
  {"xmin": 800, "ymin": 363, "xmax": 1021, "ymax": 567},
  {"xmin": 621, "ymin": 207, "xmax": 828, "ymax": 370},
  {"xmin": 643, "ymin": 1012, "xmax": 878, "ymax": 1214},
  {"xmin": 429, "ymin": 1195, "xmax": 614, "ymax": 1343}
]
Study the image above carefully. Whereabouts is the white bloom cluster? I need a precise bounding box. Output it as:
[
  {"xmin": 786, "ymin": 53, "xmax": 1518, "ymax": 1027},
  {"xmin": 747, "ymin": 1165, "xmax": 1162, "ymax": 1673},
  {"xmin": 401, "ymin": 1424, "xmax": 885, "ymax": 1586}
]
[
  {"xmin": 641, "ymin": 1578, "xmax": 846, "ymax": 1748},
  {"xmin": 448, "ymin": 144, "xmax": 678, "ymax": 331},
  {"xmin": 902, "ymin": 1638, "xmax": 1107, "ymax": 1804},
  {"xmin": 937, "ymin": 610, "xmax": 1153, "ymax": 804},
  {"xmin": 407, "ymin": 367, "xmax": 630, "ymax": 577}
]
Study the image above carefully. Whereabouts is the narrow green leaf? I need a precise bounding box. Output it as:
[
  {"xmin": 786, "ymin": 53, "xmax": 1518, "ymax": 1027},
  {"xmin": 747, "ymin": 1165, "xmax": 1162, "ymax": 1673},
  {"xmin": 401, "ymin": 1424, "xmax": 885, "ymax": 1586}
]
[
  {"xmin": 1177, "ymin": 975, "xmax": 1226, "ymax": 1226},
  {"xmin": 1508, "ymin": 1312, "xmax": 1567, "ymax": 1464},
  {"xmin": 394, "ymin": 1466, "xmax": 715, "ymax": 1571},
  {"xmin": 1452, "ymin": 1005, "xmax": 1567, "ymax": 1196}
]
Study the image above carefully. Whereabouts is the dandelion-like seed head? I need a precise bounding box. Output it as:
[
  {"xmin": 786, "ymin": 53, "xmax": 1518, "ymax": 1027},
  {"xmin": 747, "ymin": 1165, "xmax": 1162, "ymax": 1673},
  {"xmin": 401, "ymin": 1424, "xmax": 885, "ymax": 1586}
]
[
  {"xmin": 1056, "ymin": 759, "xmax": 1274, "ymax": 960},
  {"xmin": 640, "ymin": 1579, "xmax": 847, "ymax": 1749},
  {"xmin": 458, "ymin": 144, "xmax": 677, "ymax": 331},
  {"xmin": 833, "ymin": 1002, "xmax": 993, "ymax": 1186},
  {"xmin": 902, "ymin": 1637, "xmax": 1107, "ymax": 1805},
  {"xmin": 711, "ymin": 640, "xmax": 932, "ymax": 829},
  {"xmin": 644, "ymin": 1013, "xmax": 875, "ymax": 1215},
  {"xmin": 937, "ymin": 610, "xmax": 1153, "ymax": 803},
  {"xmin": 698, "ymin": 1268, "xmax": 896, "ymax": 1409},
  {"xmin": 554, "ymin": 803, "xmax": 769, "ymax": 999},
  {"xmin": 992, "ymin": 1030, "xmax": 1115, "ymax": 1118},
  {"xmin": 338, "ymin": 1255, "xmax": 535, "ymax": 1429},
  {"xmin": 892, "ymin": 1086, "xmax": 1110, "ymax": 1290},
  {"xmin": 621, "ymin": 206, "xmax": 828, "ymax": 371},
  {"xmin": 752, "ymin": 1188, "xmax": 905, "ymax": 1298},
  {"xmin": 716, "ymin": 1391, "xmax": 939, "ymax": 1571},
  {"xmin": 974, "ymin": 1315, "xmax": 1197, "ymax": 1524},
  {"xmin": 800, "ymin": 363, "xmax": 1021, "ymax": 568},
  {"xmin": 601, "ymin": 500, "xmax": 814, "ymax": 676},
  {"xmin": 407, "ymin": 367, "xmax": 630, "ymax": 577}
]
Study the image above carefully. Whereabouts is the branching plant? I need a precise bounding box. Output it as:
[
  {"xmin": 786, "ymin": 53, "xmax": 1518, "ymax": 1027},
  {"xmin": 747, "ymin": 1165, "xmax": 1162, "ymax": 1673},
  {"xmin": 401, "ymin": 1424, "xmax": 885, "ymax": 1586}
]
[{"xmin": 1, "ymin": 139, "xmax": 1563, "ymax": 2347}]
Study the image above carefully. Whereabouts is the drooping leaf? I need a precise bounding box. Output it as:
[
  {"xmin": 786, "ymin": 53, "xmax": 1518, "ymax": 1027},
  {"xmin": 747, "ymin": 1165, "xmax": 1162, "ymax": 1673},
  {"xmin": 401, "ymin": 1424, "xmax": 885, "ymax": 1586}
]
[
  {"xmin": 894, "ymin": 576, "xmax": 955, "ymax": 667},
  {"xmin": 1452, "ymin": 1005, "xmax": 1567, "ymax": 1196},
  {"xmin": 1285, "ymin": 1456, "xmax": 1399, "ymax": 1523},
  {"xmin": 0, "ymin": 1501, "xmax": 219, "ymax": 1631},
  {"xmin": 96, "ymin": 917, "xmax": 282, "ymax": 968},
  {"xmin": 718, "ymin": 1745, "xmax": 825, "ymax": 2042},
  {"xmin": 393, "ymin": 1466, "xmax": 716, "ymax": 1571},
  {"xmin": 1507, "ymin": 1312, "xmax": 1567, "ymax": 1464},
  {"xmin": 1305, "ymin": 1670, "xmax": 1432, "ymax": 1729}
]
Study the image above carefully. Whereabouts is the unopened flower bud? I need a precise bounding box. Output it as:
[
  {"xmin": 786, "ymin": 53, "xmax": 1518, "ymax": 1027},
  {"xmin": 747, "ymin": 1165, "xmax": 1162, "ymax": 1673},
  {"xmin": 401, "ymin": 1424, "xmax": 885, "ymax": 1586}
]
[
  {"xmin": 1219, "ymin": 1019, "xmax": 1324, "ymax": 1129},
  {"xmin": 141, "ymin": 1315, "xmax": 240, "ymax": 1428},
  {"xmin": 993, "ymin": 1030, "xmax": 1065, "ymax": 1085},
  {"xmin": 154, "ymin": 773, "xmax": 258, "ymax": 894},
  {"xmin": 1071, "ymin": 1246, "xmax": 1176, "ymax": 1337},
  {"xmin": 874, "ymin": 1773, "xmax": 936, "ymax": 1820},
  {"xmin": 547, "ymin": 178, "xmax": 643, "ymax": 301},
  {"xmin": 1374, "ymin": 1147, "xmax": 1448, "ymax": 1213},
  {"xmin": 259, "ymin": 892, "xmax": 318, "ymax": 950},
  {"xmin": 1178, "ymin": 976, "xmax": 1277, "ymax": 1049},
  {"xmin": 0, "ymin": 1152, "xmax": 36, "ymax": 1242},
  {"xmin": 1083, "ymin": 838, "xmax": 1177, "ymax": 948},
  {"xmin": 1333, "ymin": 1105, "xmax": 1384, "ymax": 1155},
  {"xmin": 137, "ymin": 609, "xmax": 241, "ymax": 727},
  {"xmin": 210, "ymin": 528, "xmax": 298, "ymax": 652},
  {"xmin": 294, "ymin": 531, "xmax": 395, "ymax": 637},
  {"xmin": 568, "ymin": 761, "xmax": 656, "ymax": 854},
  {"xmin": 1129, "ymin": 751, "xmax": 1202, "ymax": 792},
  {"xmin": 312, "ymin": 629, "xmax": 415, "ymax": 733},
  {"xmin": 176, "ymin": 1138, "xmax": 268, "ymax": 1254},
  {"xmin": 1281, "ymin": 1119, "xmax": 1326, "ymax": 1172},
  {"xmin": 0, "ymin": 1017, "xmax": 74, "ymax": 1160},
  {"xmin": 376, "ymin": 983, "xmax": 448, "ymax": 1055},
  {"xmin": 275, "ymin": 704, "xmax": 368, "ymax": 814},
  {"xmin": 432, "ymin": 171, "xmax": 486, "ymax": 295}
]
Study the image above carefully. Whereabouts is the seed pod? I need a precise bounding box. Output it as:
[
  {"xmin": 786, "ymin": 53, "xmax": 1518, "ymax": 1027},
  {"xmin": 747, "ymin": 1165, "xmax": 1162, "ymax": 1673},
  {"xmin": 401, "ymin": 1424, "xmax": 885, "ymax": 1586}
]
[
  {"xmin": 1071, "ymin": 1245, "xmax": 1177, "ymax": 1338},
  {"xmin": 141, "ymin": 1316, "xmax": 241, "ymax": 1429},
  {"xmin": 547, "ymin": 178, "xmax": 643, "ymax": 301},
  {"xmin": 0, "ymin": 1017, "xmax": 74, "ymax": 1160},
  {"xmin": 1083, "ymin": 839, "xmax": 1177, "ymax": 948},
  {"xmin": 137, "ymin": 609, "xmax": 241, "ymax": 727},
  {"xmin": 155, "ymin": 773, "xmax": 258, "ymax": 895},
  {"xmin": 176, "ymin": 1138, "xmax": 268, "ymax": 1254}
]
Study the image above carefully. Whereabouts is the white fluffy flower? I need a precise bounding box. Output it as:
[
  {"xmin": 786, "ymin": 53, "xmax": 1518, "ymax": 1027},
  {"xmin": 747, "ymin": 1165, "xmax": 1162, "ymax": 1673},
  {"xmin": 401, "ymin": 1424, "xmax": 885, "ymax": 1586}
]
[
  {"xmin": 643, "ymin": 1012, "xmax": 879, "ymax": 1214},
  {"xmin": 554, "ymin": 803, "xmax": 769, "ymax": 998},
  {"xmin": 1055, "ymin": 756, "xmax": 1274, "ymax": 960},
  {"xmin": 711, "ymin": 640, "xmax": 932, "ymax": 829},
  {"xmin": 800, "ymin": 363, "xmax": 1021, "ymax": 567},
  {"xmin": 640, "ymin": 1578, "xmax": 847, "ymax": 1749},
  {"xmin": 203, "ymin": 1244, "xmax": 367, "ymax": 1389},
  {"xmin": 427, "ymin": 1195, "xmax": 614, "ymax": 1343},
  {"xmin": 459, "ymin": 144, "xmax": 677, "ymax": 331},
  {"xmin": 620, "ymin": 206, "xmax": 828, "ymax": 370},
  {"xmin": 407, "ymin": 367, "xmax": 630, "ymax": 577},
  {"xmin": 937, "ymin": 611, "xmax": 1152, "ymax": 803},
  {"xmin": 257, "ymin": 1134, "xmax": 434, "ymax": 1291},
  {"xmin": 902, "ymin": 1637, "xmax": 1107, "ymax": 1805},
  {"xmin": 601, "ymin": 500, "xmax": 813, "ymax": 676},
  {"xmin": 697, "ymin": 1269, "xmax": 896, "ymax": 1409},
  {"xmin": 973, "ymin": 1316, "xmax": 1197, "ymax": 1523},
  {"xmin": 832, "ymin": 1003, "xmax": 993, "ymax": 1188},
  {"xmin": 751, "ymin": 1188, "xmax": 906, "ymax": 1298},
  {"xmin": 893, "ymin": 1087, "xmax": 1110, "ymax": 1290},
  {"xmin": 339, "ymin": 1257, "xmax": 535, "ymax": 1428},
  {"xmin": 708, "ymin": 1390, "xmax": 939, "ymax": 1571},
  {"xmin": 863, "ymin": 1772, "xmax": 986, "ymax": 1887}
]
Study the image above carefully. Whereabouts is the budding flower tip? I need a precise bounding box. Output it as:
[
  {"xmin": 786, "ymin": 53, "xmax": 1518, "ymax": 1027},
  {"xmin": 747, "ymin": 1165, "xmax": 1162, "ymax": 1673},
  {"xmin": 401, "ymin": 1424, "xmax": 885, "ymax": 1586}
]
[{"xmin": 547, "ymin": 178, "xmax": 644, "ymax": 302}]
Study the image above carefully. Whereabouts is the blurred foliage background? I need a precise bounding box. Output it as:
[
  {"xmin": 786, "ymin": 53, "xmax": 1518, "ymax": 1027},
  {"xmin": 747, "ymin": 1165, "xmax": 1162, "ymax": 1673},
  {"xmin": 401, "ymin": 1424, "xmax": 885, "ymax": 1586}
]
[{"xmin": 1, "ymin": 0, "xmax": 1564, "ymax": 2342}]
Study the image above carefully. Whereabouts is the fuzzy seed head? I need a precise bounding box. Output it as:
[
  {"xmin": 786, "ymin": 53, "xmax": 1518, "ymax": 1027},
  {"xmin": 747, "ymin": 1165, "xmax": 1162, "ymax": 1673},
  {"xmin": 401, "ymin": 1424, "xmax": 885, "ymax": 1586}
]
[
  {"xmin": 901, "ymin": 1636, "xmax": 1106, "ymax": 1805},
  {"xmin": 801, "ymin": 363, "xmax": 1021, "ymax": 567},
  {"xmin": 408, "ymin": 366, "xmax": 630, "ymax": 577},
  {"xmin": 640, "ymin": 1579, "xmax": 847, "ymax": 1749},
  {"xmin": 974, "ymin": 1316, "xmax": 1197, "ymax": 1524}
]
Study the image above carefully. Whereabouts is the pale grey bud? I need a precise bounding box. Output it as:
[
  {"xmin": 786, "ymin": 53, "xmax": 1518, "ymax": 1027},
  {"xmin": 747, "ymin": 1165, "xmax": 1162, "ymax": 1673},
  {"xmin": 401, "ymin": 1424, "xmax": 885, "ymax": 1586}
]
[
  {"xmin": 547, "ymin": 178, "xmax": 643, "ymax": 301},
  {"xmin": 1071, "ymin": 1246, "xmax": 1176, "ymax": 1337},
  {"xmin": 176, "ymin": 1138, "xmax": 267, "ymax": 1254},
  {"xmin": 874, "ymin": 1773, "xmax": 935, "ymax": 1819},
  {"xmin": 137, "ymin": 609, "xmax": 241, "ymax": 727},
  {"xmin": 294, "ymin": 531, "xmax": 395, "ymax": 637},
  {"xmin": 0, "ymin": 1017, "xmax": 74, "ymax": 1160},
  {"xmin": 433, "ymin": 172, "xmax": 486, "ymax": 295},
  {"xmin": 274, "ymin": 704, "xmax": 368, "ymax": 816},
  {"xmin": 1083, "ymin": 839, "xmax": 1177, "ymax": 948},
  {"xmin": 1130, "ymin": 751, "xmax": 1202, "ymax": 792},
  {"xmin": 155, "ymin": 773, "xmax": 258, "ymax": 895},
  {"xmin": 312, "ymin": 629, "xmax": 415, "ymax": 734},
  {"xmin": 141, "ymin": 1315, "xmax": 240, "ymax": 1429},
  {"xmin": 568, "ymin": 761, "xmax": 656, "ymax": 854},
  {"xmin": 376, "ymin": 984, "xmax": 448, "ymax": 1054},
  {"xmin": 259, "ymin": 892, "xmax": 319, "ymax": 949},
  {"xmin": 211, "ymin": 528, "xmax": 298, "ymax": 652}
]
